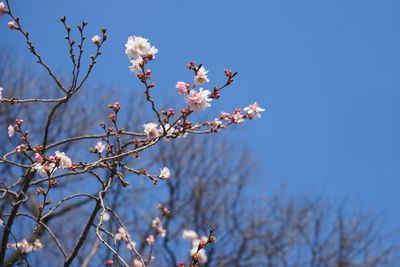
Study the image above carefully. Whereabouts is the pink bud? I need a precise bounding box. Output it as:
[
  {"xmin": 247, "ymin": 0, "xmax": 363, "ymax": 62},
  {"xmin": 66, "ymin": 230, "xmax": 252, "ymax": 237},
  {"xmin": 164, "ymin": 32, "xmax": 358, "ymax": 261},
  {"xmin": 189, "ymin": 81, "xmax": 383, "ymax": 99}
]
[
  {"xmin": 34, "ymin": 153, "xmax": 43, "ymax": 163},
  {"xmin": 8, "ymin": 21, "xmax": 19, "ymax": 30},
  {"xmin": 145, "ymin": 68, "xmax": 152, "ymax": 78},
  {"xmin": 175, "ymin": 81, "xmax": 188, "ymax": 95},
  {"xmin": 112, "ymin": 102, "xmax": 121, "ymax": 112},
  {"xmin": 15, "ymin": 119, "xmax": 24, "ymax": 126}
]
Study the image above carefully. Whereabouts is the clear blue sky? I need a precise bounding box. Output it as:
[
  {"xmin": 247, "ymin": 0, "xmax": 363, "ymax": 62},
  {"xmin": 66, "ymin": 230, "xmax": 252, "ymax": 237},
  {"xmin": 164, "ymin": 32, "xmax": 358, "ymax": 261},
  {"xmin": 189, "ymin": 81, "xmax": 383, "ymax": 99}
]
[{"xmin": 1, "ymin": 0, "xmax": 400, "ymax": 224}]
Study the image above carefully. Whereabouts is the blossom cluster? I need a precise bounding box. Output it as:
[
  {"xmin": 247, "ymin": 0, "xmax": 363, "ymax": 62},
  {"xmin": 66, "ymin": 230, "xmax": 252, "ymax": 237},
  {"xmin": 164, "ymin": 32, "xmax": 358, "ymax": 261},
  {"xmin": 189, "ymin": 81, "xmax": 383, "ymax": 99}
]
[
  {"xmin": 125, "ymin": 36, "xmax": 158, "ymax": 73},
  {"xmin": 34, "ymin": 151, "xmax": 72, "ymax": 177},
  {"xmin": 0, "ymin": 2, "xmax": 19, "ymax": 30},
  {"xmin": 7, "ymin": 239, "xmax": 43, "ymax": 254},
  {"xmin": 151, "ymin": 217, "xmax": 166, "ymax": 237},
  {"xmin": 182, "ymin": 230, "xmax": 208, "ymax": 264},
  {"xmin": 114, "ymin": 227, "xmax": 136, "ymax": 251}
]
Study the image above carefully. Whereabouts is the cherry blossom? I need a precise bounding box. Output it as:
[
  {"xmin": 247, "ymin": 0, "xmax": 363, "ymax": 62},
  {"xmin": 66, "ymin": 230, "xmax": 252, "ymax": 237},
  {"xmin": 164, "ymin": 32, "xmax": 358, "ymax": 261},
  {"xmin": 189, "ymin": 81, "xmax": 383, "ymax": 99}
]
[
  {"xmin": 34, "ymin": 162, "xmax": 55, "ymax": 177},
  {"xmin": 152, "ymin": 217, "xmax": 166, "ymax": 237},
  {"xmin": 95, "ymin": 141, "xmax": 106, "ymax": 153},
  {"xmin": 194, "ymin": 66, "xmax": 209, "ymax": 85},
  {"xmin": 0, "ymin": 2, "xmax": 6, "ymax": 16},
  {"xmin": 114, "ymin": 227, "xmax": 130, "ymax": 242},
  {"xmin": 34, "ymin": 153, "xmax": 43, "ymax": 162},
  {"xmin": 146, "ymin": 234, "xmax": 155, "ymax": 245},
  {"xmin": 7, "ymin": 239, "xmax": 43, "ymax": 254},
  {"xmin": 125, "ymin": 36, "xmax": 158, "ymax": 60},
  {"xmin": 7, "ymin": 21, "xmax": 18, "ymax": 30},
  {"xmin": 129, "ymin": 57, "xmax": 143, "ymax": 73},
  {"xmin": 143, "ymin": 122, "xmax": 160, "ymax": 139},
  {"xmin": 102, "ymin": 212, "xmax": 110, "ymax": 222},
  {"xmin": 133, "ymin": 259, "xmax": 142, "ymax": 267},
  {"xmin": 163, "ymin": 123, "xmax": 176, "ymax": 137},
  {"xmin": 159, "ymin": 167, "xmax": 170, "ymax": 179},
  {"xmin": 232, "ymin": 109, "xmax": 245, "ymax": 123},
  {"xmin": 55, "ymin": 151, "xmax": 72, "ymax": 169},
  {"xmin": 176, "ymin": 81, "xmax": 188, "ymax": 95},
  {"xmin": 182, "ymin": 230, "xmax": 198, "ymax": 240},
  {"xmin": 7, "ymin": 125, "xmax": 14, "ymax": 137},
  {"xmin": 183, "ymin": 230, "xmax": 208, "ymax": 264},
  {"xmin": 91, "ymin": 35, "xmax": 101, "ymax": 45},
  {"xmin": 244, "ymin": 102, "xmax": 265, "ymax": 118},
  {"xmin": 185, "ymin": 88, "xmax": 212, "ymax": 112}
]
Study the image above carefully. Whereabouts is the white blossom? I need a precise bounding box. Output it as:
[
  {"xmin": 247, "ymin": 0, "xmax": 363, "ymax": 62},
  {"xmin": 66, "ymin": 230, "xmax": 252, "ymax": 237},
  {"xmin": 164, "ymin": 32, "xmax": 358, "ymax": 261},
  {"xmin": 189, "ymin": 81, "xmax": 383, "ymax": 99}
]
[
  {"xmin": 143, "ymin": 122, "xmax": 160, "ymax": 139},
  {"xmin": 191, "ymin": 247, "xmax": 208, "ymax": 264},
  {"xmin": 244, "ymin": 102, "xmax": 265, "ymax": 118},
  {"xmin": 114, "ymin": 227, "xmax": 130, "ymax": 242},
  {"xmin": 55, "ymin": 151, "xmax": 72, "ymax": 169},
  {"xmin": 0, "ymin": 87, "xmax": 3, "ymax": 99},
  {"xmin": 194, "ymin": 66, "xmax": 209, "ymax": 85},
  {"xmin": 129, "ymin": 57, "xmax": 143, "ymax": 73},
  {"xmin": 95, "ymin": 142, "xmax": 106, "ymax": 153},
  {"xmin": 159, "ymin": 167, "xmax": 170, "ymax": 179},
  {"xmin": 184, "ymin": 231, "xmax": 208, "ymax": 264},
  {"xmin": 7, "ymin": 239, "xmax": 43, "ymax": 254},
  {"xmin": 33, "ymin": 239, "xmax": 43, "ymax": 250},
  {"xmin": 7, "ymin": 125, "xmax": 15, "ymax": 137},
  {"xmin": 163, "ymin": 123, "xmax": 176, "ymax": 137},
  {"xmin": 91, "ymin": 35, "xmax": 101, "ymax": 45},
  {"xmin": 133, "ymin": 259, "xmax": 143, "ymax": 267},
  {"xmin": 152, "ymin": 217, "xmax": 166, "ymax": 237},
  {"xmin": 126, "ymin": 240, "xmax": 136, "ymax": 251},
  {"xmin": 102, "ymin": 212, "xmax": 110, "ymax": 222},
  {"xmin": 182, "ymin": 230, "xmax": 198, "ymax": 240},
  {"xmin": 34, "ymin": 162, "xmax": 56, "ymax": 177},
  {"xmin": 125, "ymin": 36, "xmax": 158, "ymax": 60}
]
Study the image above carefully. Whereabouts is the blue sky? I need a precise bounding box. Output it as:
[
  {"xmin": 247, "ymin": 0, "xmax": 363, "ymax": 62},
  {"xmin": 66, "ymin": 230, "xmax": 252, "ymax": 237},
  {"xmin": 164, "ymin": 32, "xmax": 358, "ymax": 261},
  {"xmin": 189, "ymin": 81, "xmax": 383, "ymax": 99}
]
[{"xmin": 1, "ymin": 0, "xmax": 400, "ymax": 225}]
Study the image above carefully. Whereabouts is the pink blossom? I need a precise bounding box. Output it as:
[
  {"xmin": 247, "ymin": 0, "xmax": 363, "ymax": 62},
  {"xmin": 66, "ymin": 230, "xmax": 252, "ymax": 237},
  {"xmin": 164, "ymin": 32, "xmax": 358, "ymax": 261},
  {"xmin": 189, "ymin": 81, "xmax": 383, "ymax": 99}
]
[
  {"xmin": 233, "ymin": 109, "xmax": 244, "ymax": 123},
  {"xmin": 176, "ymin": 81, "xmax": 188, "ymax": 95},
  {"xmin": 185, "ymin": 88, "xmax": 212, "ymax": 112},
  {"xmin": 0, "ymin": 2, "xmax": 6, "ymax": 16},
  {"xmin": 34, "ymin": 153, "xmax": 43, "ymax": 163}
]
